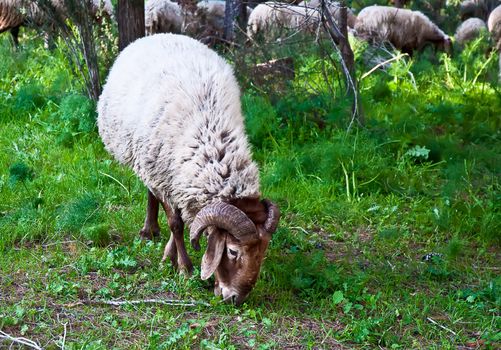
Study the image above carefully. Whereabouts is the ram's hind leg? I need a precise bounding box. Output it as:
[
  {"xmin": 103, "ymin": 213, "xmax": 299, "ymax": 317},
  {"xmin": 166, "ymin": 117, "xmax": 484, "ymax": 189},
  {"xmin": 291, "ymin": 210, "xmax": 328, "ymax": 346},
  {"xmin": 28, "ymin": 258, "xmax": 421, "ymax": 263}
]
[
  {"xmin": 139, "ymin": 190, "xmax": 161, "ymax": 240},
  {"xmin": 161, "ymin": 202, "xmax": 193, "ymax": 275}
]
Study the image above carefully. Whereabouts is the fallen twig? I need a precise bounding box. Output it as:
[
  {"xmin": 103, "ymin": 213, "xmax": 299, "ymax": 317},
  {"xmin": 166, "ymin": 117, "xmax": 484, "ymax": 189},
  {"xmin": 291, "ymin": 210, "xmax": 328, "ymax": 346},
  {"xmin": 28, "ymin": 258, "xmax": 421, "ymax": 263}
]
[
  {"xmin": 360, "ymin": 53, "xmax": 408, "ymax": 80},
  {"xmin": 64, "ymin": 298, "xmax": 210, "ymax": 308},
  {"xmin": 427, "ymin": 317, "xmax": 457, "ymax": 336},
  {"xmin": 42, "ymin": 240, "xmax": 78, "ymax": 248},
  {"xmin": 59, "ymin": 322, "xmax": 67, "ymax": 350},
  {"xmin": 0, "ymin": 330, "xmax": 43, "ymax": 350}
]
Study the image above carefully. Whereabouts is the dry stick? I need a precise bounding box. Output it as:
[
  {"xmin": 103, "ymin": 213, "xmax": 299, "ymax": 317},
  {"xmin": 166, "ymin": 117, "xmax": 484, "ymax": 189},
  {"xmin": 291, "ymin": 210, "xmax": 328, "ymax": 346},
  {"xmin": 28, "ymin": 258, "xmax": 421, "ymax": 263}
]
[
  {"xmin": 65, "ymin": 298, "xmax": 210, "ymax": 308},
  {"xmin": 60, "ymin": 322, "xmax": 67, "ymax": 350},
  {"xmin": 0, "ymin": 330, "xmax": 43, "ymax": 350},
  {"xmin": 42, "ymin": 240, "xmax": 78, "ymax": 248},
  {"xmin": 426, "ymin": 317, "xmax": 457, "ymax": 336},
  {"xmin": 360, "ymin": 53, "xmax": 408, "ymax": 80}
]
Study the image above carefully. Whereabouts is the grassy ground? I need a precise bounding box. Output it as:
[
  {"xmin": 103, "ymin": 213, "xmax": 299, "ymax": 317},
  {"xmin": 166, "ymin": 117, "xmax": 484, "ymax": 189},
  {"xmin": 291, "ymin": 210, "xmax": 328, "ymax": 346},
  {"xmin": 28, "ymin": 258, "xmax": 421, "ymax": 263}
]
[{"xmin": 0, "ymin": 29, "xmax": 500, "ymax": 349}]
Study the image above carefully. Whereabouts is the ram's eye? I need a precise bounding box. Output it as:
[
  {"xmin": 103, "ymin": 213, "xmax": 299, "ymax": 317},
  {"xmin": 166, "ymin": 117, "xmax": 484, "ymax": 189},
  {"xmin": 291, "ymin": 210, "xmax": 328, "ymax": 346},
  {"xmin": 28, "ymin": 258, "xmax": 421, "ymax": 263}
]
[{"xmin": 228, "ymin": 248, "xmax": 238, "ymax": 257}]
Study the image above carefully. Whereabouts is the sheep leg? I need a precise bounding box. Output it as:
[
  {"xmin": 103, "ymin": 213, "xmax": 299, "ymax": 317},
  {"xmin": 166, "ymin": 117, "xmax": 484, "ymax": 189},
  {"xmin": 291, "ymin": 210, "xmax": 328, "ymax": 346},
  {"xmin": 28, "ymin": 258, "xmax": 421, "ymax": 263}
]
[
  {"xmin": 161, "ymin": 202, "xmax": 193, "ymax": 275},
  {"xmin": 10, "ymin": 27, "xmax": 19, "ymax": 47},
  {"xmin": 139, "ymin": 190, "xmax": 161, "ymax": 240}
]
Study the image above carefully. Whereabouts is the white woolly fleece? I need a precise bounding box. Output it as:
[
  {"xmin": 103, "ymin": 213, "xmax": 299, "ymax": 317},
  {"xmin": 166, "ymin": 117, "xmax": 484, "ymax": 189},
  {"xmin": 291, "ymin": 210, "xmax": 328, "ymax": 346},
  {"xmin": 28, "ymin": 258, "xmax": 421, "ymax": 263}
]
[{"xmin": 97, "ymin": 34, "xmax": 261, "ymax": 224}]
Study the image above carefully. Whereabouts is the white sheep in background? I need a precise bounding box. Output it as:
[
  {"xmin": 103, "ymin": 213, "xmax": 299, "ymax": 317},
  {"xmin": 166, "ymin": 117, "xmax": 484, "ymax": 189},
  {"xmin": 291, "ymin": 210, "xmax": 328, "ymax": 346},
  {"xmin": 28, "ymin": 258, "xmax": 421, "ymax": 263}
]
[
  {"xmin": 488, "ymin": 4, "xmax": 501, "ymax": 50},
  {"xmin": 354, "ymin": 5, "xmax": 451, "ymax": 55},
  {"xmin": 145, "ymin": 0, "xmax": 252, "ymax": 44},
  {"xmin": 0, "ymin": 0, "xmax": 114, "ymax": 46},
  {"xmin": 298, "ymin": 0, "xmax": 357, "ymax": 28},
  {"xmin": 145, "ymin": 0, "xmax": 182, "ymax": 35},
  {"xmin": 247, "ymin": 2, "xmax": 322, "ymax": 41},
  {"xmin": 185, "ymin": 0, "xmax": 231, "ymax": 43},
  {"xmin": 97, "ymin": 33, "xmax": 280, "ymax": 305},
  {"xmin": 90, "ymin": 0, "xmax": 114, "ymax": 21},
  {"xmin": 455, "ymin": 17, "xmax": 488, "ymax": 46},
  {"xmin": 488, "ymin": 4, "xmax": 501, "ymax": 80},
  {"xmin": 196, "ymin": 0, "xmax": 226, "ymax": 30},
  {"xmin": 460, "ymin": 0, "xmax": 500, "ymax": 21}
]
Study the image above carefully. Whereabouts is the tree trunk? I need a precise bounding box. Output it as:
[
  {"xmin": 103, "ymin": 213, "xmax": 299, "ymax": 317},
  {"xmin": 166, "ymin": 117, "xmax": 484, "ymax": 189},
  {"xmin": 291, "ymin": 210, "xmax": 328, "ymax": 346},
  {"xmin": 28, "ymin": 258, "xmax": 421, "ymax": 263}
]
[
  {"xmin": 118, "ymin": 0, "xmax": 145, "ymax": 51},
  {"xmin": 338, "ymin": 7, "xmax": 354, "ymax": 75},
  {"xmin": 320, "ymin": 0, "xmax": 363, "ymax": 127},
  {"xmin": 224, "ymin": 0, "xmax": 238, "ymax": 42},
  {"xmin": 238, "ymin": 1, "xmax": 247, "ymax": 33}
]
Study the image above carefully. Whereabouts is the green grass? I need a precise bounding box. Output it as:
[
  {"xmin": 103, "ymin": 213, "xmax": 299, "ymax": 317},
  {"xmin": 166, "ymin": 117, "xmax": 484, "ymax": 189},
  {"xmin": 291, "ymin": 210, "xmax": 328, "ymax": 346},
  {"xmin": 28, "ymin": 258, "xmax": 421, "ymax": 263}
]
[{"xmin": 0, "ymin": 28, "xmax": 500, "ymax": 349}]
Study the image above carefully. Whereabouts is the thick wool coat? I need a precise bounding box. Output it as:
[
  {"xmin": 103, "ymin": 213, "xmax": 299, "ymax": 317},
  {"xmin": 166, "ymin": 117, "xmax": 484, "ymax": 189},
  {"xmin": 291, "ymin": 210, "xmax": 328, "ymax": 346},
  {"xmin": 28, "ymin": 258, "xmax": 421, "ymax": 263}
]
[{"xmin": 97, "ymin": 34, "xmax": 261, "ymax": 224}]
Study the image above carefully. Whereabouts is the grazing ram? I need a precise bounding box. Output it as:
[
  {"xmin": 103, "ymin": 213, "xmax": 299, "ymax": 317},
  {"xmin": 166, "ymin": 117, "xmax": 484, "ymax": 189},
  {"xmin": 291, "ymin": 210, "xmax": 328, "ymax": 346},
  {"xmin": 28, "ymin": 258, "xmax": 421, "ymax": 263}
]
[
  {"xmin": 354, "ymin": 5, "xmax": 451, "ymax": 55},
  {"xmin": 97, "ymin": 33, "xmax": 280, "ymax": 305}
]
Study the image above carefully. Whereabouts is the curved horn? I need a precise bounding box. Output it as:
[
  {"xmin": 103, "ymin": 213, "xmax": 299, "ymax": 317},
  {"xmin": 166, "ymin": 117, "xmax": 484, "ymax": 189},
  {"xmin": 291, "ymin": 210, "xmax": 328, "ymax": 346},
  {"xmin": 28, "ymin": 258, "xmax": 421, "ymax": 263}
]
[
  {"xmin": 190, "ymin": 202, "xmax": 257, "ymax": 251},
  {"xmin": 262, "ymin": 199, "xmax": 280, "ymax": 234}
]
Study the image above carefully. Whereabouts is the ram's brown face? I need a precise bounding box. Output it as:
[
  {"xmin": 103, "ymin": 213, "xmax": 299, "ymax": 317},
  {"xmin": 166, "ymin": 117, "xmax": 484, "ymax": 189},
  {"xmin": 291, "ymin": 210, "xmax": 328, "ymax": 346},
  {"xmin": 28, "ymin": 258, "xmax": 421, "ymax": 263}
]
[{"xmin": 190, "ymin": 199, "xmax": 280, "ymax": 306}]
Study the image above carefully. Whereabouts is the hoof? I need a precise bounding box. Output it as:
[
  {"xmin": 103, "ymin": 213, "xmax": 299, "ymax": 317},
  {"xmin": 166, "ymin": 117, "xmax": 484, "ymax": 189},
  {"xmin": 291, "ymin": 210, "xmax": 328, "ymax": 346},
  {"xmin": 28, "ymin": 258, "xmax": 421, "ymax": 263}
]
[
  {"xmin": 178, "ymin": 264, "xmax": 194, "ymax": 277},
  {"xmin": 139, "ymin": 226, "xmax": 160, "ymax": 240}
]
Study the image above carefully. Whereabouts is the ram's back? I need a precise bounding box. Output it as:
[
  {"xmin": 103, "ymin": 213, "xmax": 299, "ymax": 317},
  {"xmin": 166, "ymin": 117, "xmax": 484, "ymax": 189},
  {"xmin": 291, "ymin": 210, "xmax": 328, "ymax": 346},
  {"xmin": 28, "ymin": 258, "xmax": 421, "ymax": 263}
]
[{"xmin": 97, "ymin": 34, "xmax": 260, "ymax": 222}]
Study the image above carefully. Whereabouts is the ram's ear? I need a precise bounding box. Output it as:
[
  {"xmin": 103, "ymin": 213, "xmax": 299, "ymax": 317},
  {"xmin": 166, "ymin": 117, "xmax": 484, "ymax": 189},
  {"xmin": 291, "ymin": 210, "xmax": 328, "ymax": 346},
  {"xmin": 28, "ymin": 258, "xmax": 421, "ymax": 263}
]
[{"xmin": 201, "ymin": 228, "xmax": 226, "ymax": 280}]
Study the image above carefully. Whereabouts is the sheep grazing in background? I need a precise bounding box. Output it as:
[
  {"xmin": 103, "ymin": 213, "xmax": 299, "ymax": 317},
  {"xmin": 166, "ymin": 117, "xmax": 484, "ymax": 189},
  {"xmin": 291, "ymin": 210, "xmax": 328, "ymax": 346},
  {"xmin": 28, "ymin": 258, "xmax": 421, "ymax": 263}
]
[
  {"xmin": 0, "ymin": 0, "xmax": 114, "ymax": 46},
  {"xmin": 460, "ymin": 0, "xmax": 500, "ymax": 21},
  {"xmin": 185, "ymin": 0, "xmax": 253, "ymax": 44},
  {"xmin": 97, "ymin": 33, "xmax": 280, "ymax": 305},
  {"xmin": 488, "ymin": 5, "xmax": 501, "ymax": 80},
  {"xmin": 247, "ymin": 2, "xmax": 323, "ymax": 41},
  {"xmin": 90, "ymin": 0, "xmax": 114, "ymax": 22},
  {"xmin": 298, "ymin": 0, "xmax": 357, "ymax": 28},
  {"xmin": 455, "ymin": 17, "xmax": 488, "ymax": 46},
  {"xmin": 488, "ymin": 4, "xmax": 501, "ymax": 50},
  {"xmin": 184, "ymin": 0, "xmax": 227, "ymax": 44},
  {"xmin": 145, "ymin": 0, "xmax": 252, "ymax": 44},
  {"xmin": 145, "ymin": 0, "xmax": 182, "ymax": 35},
  {"xmin": 354, "ymin": 5, "xmax": 451, "ymax": 55}
]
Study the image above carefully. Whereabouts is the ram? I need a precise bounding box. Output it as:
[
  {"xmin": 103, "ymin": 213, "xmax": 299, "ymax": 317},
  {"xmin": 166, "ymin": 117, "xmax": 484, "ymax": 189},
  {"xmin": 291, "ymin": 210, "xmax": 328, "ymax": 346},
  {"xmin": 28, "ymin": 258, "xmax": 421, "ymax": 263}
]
[{"xmin": 97, "ymin": 33, "xmax": 280, "ymax": 305}]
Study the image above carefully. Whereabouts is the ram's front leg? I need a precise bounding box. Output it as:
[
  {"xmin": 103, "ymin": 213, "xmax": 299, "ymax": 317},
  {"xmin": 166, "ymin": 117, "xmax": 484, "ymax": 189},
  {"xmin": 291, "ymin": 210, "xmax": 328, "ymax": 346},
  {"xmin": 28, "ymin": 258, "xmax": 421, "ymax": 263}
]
[
  {"xmin": 139, "ymin": 190, "xmax": 161, "ymax": 240},
  {"xmin": 161, "ymin": 202, "xmax": 193, "ymax": 275}
]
